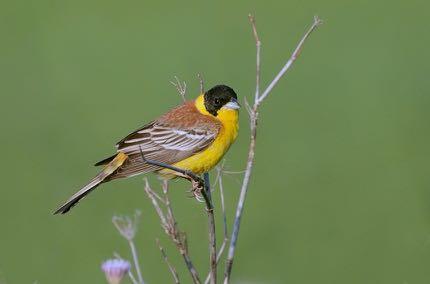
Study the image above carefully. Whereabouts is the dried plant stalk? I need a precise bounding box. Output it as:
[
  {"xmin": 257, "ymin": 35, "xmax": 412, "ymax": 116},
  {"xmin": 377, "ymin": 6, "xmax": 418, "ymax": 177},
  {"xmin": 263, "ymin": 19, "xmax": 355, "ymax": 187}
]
[
  {"xmin": 223, "ymin": 15, "xmax": 322, "ymax": 283},
  {"xmin": 144, "ymin": 179, "xmax": 202, "ymax": 283}
]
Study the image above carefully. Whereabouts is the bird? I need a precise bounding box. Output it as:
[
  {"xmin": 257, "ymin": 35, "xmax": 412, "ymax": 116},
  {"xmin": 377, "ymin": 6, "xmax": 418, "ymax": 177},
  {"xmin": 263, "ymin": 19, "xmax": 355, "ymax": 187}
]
[{"xmin": 54, "ymin": 85, "xmax": 240, "ymax": 214}]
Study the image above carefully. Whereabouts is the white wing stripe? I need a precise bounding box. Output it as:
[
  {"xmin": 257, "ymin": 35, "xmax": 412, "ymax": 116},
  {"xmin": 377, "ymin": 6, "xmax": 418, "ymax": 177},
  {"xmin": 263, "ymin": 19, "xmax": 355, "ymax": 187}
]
[{"xmin": 124, "ymin": 137, "xmax": 150, "ymax": 143}]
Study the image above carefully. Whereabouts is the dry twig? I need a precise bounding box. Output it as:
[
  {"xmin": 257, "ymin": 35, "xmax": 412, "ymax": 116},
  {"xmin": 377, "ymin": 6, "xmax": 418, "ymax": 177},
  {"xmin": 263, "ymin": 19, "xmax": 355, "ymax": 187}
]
[
  {"xmin": 139, "ymin": 146, "xmax": 216, "ymax": 283},
  {"xmin": 112, "ymin": 211, "xmax": 145, "ymax": 284},
  {"xmin": 170, "ymin": 76, "xmax": 187, "ymax": 102},
  {"xmin": 139, "ymin": 149, "xmax": 212, "ymax": 208},
  {"xmin": 111, "ymin": 14, "xmax": 320, "ymax": 284},
  {"xmin": 204, "ymin": 164, "xmax": 229, "ymax": 284},
  {"xmin": 223, "ymin": 15, "xmax": 322, "ymax": 283},
  {"xmin": 198, "ymin": 73, "xmax": 205, "ymax": 93},
  {"xmin": 144, "ymin": 178, "xmax": 202, "ymax": 283},
  {"xmin": 215, "ymin": 166, "xmax": 228, "ymax": 264},
  {"xmin": 203, "ymin": 173, "xmax": 217, "ymax": 284},
  {"xmin": 156, "ymin": 238, "xmax": 180, "ymax": 284}
]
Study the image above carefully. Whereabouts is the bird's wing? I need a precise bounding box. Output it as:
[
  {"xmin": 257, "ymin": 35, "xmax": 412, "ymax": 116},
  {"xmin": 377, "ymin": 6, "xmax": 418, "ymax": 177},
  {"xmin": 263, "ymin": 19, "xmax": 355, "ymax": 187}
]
[
  {"xmin": 117, "ymin": 121, "xmax": 218, "ymax": 157},
  {"xmin": 111, "ymin": 103, "xmax": 221, "ymax": 178}
]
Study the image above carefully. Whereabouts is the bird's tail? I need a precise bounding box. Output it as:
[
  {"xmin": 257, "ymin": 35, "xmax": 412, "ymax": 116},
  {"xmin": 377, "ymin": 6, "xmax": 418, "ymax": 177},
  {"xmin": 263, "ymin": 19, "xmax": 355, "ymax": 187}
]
[{"xmin": 54, "ymin": 152, "xmax": 128, "ymax": 214}]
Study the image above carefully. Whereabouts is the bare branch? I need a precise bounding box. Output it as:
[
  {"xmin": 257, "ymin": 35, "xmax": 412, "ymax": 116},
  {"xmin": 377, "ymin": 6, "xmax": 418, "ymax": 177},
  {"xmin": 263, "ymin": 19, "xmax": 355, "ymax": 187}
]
[
  {"xmin": 145, "ymin": 160, "xmax": 217, "ymax": 284},
  {"xmin": 112, "ymin": 211, "xmax": 140, "ymax": 241},
  {"xmin": 170, "ymin": 76, "xmax": 187, "ymax": 102},
  {"xmin": 149, "ymin": 187, "xmax": 167, "ymax": 205},
  {"xmin": 129, "ymin": 241, "xmax": 145, "ymax": 284},
  {"xmin": 205, "ymin": 165, "xmax": 229, "ymax": 284},
  {"xmin": 217, "ymin": 167, "xmax": 229, "ymax": 253},
  {"xmin": 222, "ymin": 170, "xmax": 246, "ymax": 175},
  {"xmin": 128, "ymin": 270, "xmax": 139, "ymax": 284},
  {"xmin": 140, "ymin": 141, "xmax": 217, "ymax": 284},
  {"xmin": 198, "ymin": 73, "xmax": 205, "ymax": 93},
  {"xmin": 144, "ymin": 179, "xmax": 202, "ymax": 284},
  {"xmin": 214, "ymin": 164, "xmax": 228, "ymax": 263},
  {"xmin": 243, "ymin": 96, "xmax": 253, "ymax": 117},
  {"xmin": 156, "ymin": 238, "xmax": 180, "ymax": 284},
  {"xmin": 161, "ymin": 180, "xmax": 176, "ymax": 231},
  {"xmin": 112, "ymin": 212, "xmax": 145, "ymax": 284},
  {"xmin": 248, "ymin": 14, "xmax": 261, "ymax": 104},
  {"xmin": 204, "ymin": 173, "xmax": 217, "ymax": 284},
  {"xmin": 256, "ymin": 15, "xmax": 322, "ymax": 105},
  {"xmin": 139, "ymin": 147, "xmax": 213, "ymax": 214},
  {"xmin": 223, "ymin": 15, "xmax": 322, "ymax": 283},
  {"xmin": 144, "ymin": 178, "xmax": 169, "ymax": 233}
]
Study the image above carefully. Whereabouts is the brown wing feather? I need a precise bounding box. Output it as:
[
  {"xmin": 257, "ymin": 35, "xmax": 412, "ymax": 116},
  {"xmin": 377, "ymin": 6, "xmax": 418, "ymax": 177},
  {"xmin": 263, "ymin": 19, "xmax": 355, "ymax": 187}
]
[{"xmin": 106, "ymin": 101, "xmax": 221, "ymax": 180}]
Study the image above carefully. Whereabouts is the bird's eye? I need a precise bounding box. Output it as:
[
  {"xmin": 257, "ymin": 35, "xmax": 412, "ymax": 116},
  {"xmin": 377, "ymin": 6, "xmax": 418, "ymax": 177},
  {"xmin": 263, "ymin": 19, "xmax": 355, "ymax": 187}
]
[{"xmin": 214, "ymin": 98, "xmax": 220, "ymax": 105}]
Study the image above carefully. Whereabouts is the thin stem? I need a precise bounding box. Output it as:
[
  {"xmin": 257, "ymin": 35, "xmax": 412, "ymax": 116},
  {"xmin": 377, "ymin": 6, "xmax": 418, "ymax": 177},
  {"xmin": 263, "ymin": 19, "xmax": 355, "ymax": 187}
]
[
  {"xmin": 248, "ymin": 14, "xmax": 261, "ymax": 104},
  {"xmin": 156, "ymin": 238, "xmax": 180, "ymax": 284},
  {"xmin": 112, "ymin": 213, "xmax": 144, "ymax": 284},
  {"xmin": 217, "ymin": 167, "xmax": 229, "ymax": 259},
  {"xmin": 164, "ymin": 181, "xmax": 201, "ymax": 284},
  {"xmin": 256, "ymin": 16, "xmax": 322, "ymax": 105},
  {"xmin": 214, "ymin": 164, "xmax": 229, "ymax": 263},
  {"xmin": 144, "ymin": 179, "xmax": 202, "ymax": 284},
  {"xmin": 128, "ymin": 240, "xmax": 145, "ymax": 284},
  {"xmin": 205, "ymin": 166, "xmax": 229, "ymax": 284},
  {"xmin": 144, "ymin": 179, "xmax": 169, "ymax": 232},
  {"xmin": 204, "ymin": 173, "xmax": 217, "ymax": 284},
  {"xmin": 128, "ymin": 271, "xmax": 139, "ymax": 284},
  {"xmin": 170, "ymin": 76, "xmax": 187, "ymax": 102},
  {"xmin": 198, "ymin": 73, "xmax": 205, "ymax": 93},
  {"xmin": 139, "ymin": 147, "xmax": 213, "ymax": 213},
  {"xmin": 142, "ymin": 153, "xmax": 215, "ymax": 284},
  {"xmin": 223, "ymin": 15, "xmax": 322, "ymax": 283},
  {"xmin": 140, "ymin": 148, "xmax": 200, "ymax": 181},
  {"xmin": 223, "ymin": 114, "xmax": 257, "ymax": 284},
  {"xmin": 162, "ymin": 180, "xmax": 177, "ymax": 230}
]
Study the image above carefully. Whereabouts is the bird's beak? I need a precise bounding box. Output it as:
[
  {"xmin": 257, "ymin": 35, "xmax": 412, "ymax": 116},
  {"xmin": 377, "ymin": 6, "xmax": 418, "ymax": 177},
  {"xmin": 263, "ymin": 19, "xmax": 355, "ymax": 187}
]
[{"xmin": 223, "ymin": 98, "xmax": 241, "ymax": 110}]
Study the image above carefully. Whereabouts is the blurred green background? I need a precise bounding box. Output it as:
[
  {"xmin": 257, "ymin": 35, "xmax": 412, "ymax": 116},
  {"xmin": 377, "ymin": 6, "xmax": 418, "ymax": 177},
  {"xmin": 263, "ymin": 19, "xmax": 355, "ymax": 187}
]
[{"xmin": 1, "ymin": 0, "xmax": 429, "ymax": 283}]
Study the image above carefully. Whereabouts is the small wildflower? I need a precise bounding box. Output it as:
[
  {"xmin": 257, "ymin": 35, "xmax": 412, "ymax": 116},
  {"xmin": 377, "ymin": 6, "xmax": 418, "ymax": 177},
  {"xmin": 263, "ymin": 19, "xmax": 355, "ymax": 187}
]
[{"xmin": 101, "ymin": 259, "xmax": 131, "ymax": 284}]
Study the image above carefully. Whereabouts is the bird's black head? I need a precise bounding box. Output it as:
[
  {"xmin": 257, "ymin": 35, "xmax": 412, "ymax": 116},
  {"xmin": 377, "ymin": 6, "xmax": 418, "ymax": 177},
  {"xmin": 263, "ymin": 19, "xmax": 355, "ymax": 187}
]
[{"xmin": 204, "ymin": 85, "xmax": 239, "ymax": 116}]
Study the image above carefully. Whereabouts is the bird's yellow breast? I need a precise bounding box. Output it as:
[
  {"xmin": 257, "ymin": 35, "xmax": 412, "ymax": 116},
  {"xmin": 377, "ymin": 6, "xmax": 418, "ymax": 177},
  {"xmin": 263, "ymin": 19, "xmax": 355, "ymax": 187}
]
[{"xmin": 163, "ymin": 95, "xmax": 239, "ymax": 176}]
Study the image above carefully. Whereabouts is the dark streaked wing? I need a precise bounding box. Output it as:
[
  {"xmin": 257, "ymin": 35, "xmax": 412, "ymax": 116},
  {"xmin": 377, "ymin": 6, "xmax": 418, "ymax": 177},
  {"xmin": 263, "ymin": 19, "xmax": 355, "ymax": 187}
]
[
  {"xmin": 111, "ymin": 121, "xmax": 220, "ymax": 178},
  {"xmin": 117, "ymin": 123, "xmax": 216, "ymax": 154}
]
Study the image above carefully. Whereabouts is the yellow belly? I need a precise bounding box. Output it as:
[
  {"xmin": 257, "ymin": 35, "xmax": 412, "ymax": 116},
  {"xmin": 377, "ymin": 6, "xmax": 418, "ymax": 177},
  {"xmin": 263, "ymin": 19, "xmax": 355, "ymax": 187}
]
[{"xmin": 160, "ymin": 108, "xmax": 239, "ymax": 177}]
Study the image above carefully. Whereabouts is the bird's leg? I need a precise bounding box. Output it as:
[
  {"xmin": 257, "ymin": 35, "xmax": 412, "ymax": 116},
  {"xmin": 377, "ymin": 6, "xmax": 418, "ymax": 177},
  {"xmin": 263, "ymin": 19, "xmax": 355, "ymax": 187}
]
[
  {"xmin": 138, "ymin": 146, "xmax": 199, "ymax": 179},
  {"xmin": 139, "ymin": 147, "xmax": 210, "ymax": 205},
  {"xmin": 189, "ymin": 177, "xmax": 205, "ymax": 203}
]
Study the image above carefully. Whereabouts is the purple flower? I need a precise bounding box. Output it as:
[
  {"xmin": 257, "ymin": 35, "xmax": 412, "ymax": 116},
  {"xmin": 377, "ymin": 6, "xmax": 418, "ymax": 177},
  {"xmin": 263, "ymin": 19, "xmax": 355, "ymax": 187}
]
[{"xmin": 101, "ymin": 259, "xmax": 131, "ymax": 284}]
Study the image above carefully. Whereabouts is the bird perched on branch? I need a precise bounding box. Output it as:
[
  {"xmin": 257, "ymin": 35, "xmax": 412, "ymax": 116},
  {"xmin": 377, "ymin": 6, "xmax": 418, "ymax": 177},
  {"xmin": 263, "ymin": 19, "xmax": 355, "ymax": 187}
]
[{"xmin": 54, "ymin": 85, "xmax": 240, "ymax": 214}]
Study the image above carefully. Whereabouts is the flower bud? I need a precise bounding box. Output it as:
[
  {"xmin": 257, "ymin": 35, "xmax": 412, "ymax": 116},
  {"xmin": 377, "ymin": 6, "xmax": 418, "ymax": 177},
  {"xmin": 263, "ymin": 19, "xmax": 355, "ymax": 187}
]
[{"xmin": 101, "ymin": 259, "xmax": 131, "ymax": 284}]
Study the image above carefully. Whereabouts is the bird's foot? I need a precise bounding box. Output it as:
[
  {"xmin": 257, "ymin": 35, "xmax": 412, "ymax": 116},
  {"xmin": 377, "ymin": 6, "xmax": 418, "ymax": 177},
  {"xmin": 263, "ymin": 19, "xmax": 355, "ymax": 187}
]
[{"xmin": 189, "ymin": 177, "xmax": 205, "ymax": 203}]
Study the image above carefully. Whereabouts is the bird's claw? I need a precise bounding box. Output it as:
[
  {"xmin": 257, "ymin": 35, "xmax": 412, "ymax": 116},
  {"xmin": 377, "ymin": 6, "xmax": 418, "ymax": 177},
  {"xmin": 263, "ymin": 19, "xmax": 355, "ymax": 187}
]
[{"xmin": 190, "ymin": 179, "xmax": 205, "ymax": 203}]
